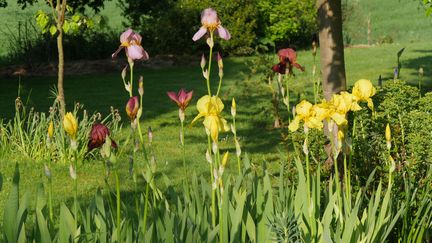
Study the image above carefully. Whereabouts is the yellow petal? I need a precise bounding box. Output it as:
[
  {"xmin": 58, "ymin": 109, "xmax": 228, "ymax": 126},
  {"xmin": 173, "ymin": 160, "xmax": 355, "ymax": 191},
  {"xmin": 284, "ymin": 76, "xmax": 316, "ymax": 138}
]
[
  {"xmin": 305, "ymin": 117, "xmax": 323, "ymax": 130},
  {"xmin": 204, "ymin": 116, "xmax": 219, "ymax": 141},
  {"xmin": 196, "ymin": 95, "xmax": 211, "ymax": 114},
  {"xmin": 288, "ymin": 116, "xmax": 300, "ymax": 132},
  {"xmin": 330, "ymin": 112, "xmax": 347, "ymax": 126},
  {"xmin": 221, "ymin": 152, "xmax": 229, "ymax": 168}
]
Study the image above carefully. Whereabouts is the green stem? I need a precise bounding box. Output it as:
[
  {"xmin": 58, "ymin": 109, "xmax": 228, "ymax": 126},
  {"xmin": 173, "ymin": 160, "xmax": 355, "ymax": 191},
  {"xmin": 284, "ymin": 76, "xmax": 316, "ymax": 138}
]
[
  {"xmin": 181, "ymin": 120, "xmax": 186, "ymax": 170},
  {"xmin": 233, "ymin": 117, "xmax": 241, "ymax": 175},
  {"xmin": 206, "ymin": 31, "xmax": 214, "ymax": 96},
  {"xmin": 285, "ymin": 73, "xmax": 291, "ymax": 122},
  {"xmin": 73, "ymin": 148, "xmax": 78, "ymax": 227},
  {"xmin": 128, "ymin": 61, "xmax": 134, "ymax": 97},
  {"xmin": 304, "ymin": 135, "xmax": 311, "ymax": 205},
  {"xmin": 142, "ymin": 182, "xmax": 150, "ymax": 235},
  {"xmin": 48, "ymin": 177, "xmax": 53, "ymax": 223},
  {"xmin": 115, "ymin": 171, "xmax": 121, "ymax": 240},
  {"xmin": 216, "ymin": 76, "xmax": 223, "ymax": 97},
  {"xmin": 208, "ymin": 135, "xmax": 216, "ymax": 228}
]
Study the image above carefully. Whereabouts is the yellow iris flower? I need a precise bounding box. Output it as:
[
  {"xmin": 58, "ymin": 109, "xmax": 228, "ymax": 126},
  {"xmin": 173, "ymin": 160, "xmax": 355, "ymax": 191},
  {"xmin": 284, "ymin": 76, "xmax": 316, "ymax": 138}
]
[
  {"xmin": 352, "ymin": 79, "xmax": 376, "ymax": 110},
  {"xmin": 288, "ymin": 100, "xmax": 323, "ymax": 132},
  {"xmin": 63, "ymin": 112, "xmax": 78, "ymax": 139},
  {"xmin": 48, "ymin": 121, "xmax": 54, "ymax": 139},
  {"xmin": 192, "ymin": 95, "xmax": 229, "ymax": 141},
  {"xmin": 327, "ymin": 92, "xmax": 361, "ymax": 126}
]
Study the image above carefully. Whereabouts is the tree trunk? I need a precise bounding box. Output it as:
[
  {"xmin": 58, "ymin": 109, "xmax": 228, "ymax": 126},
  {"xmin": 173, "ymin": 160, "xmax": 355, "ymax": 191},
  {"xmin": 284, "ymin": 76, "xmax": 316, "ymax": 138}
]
[
  {"xmin": 56, "ymin": 0, "xmax": 67, "ymax": 116},
  {"xmin": 316, "ymin": 0, "xmax": 346, "ymax": 100},
  {"xmin": 57, "ymin": 30, "xmax": 65, "ymax": 116},
  {"xmin": 317, "ymin": 0, "xmax": 346, "ymax": 169}
]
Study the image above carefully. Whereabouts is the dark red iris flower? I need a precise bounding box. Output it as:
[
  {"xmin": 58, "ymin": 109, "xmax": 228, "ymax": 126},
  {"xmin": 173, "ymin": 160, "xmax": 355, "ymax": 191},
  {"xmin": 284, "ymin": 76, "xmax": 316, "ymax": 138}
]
[
  {"xmin": 271, "ymin": 48, "xmax": 304, "ymax": 74},
  {"xmin": 88, "ymin": 123, "xmax": 118, "ymax": 151}
]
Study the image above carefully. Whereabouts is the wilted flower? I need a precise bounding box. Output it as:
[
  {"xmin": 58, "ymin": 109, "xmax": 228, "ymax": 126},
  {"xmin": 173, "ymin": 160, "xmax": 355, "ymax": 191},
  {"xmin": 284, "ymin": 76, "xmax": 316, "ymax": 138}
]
[
  {"xmin": 167, "ymin": 89, "xmax": 194, "ymax": 111},
  {"xmin": 192, "ymin": 8, "xmax": 231, "ymax": 41},
  {"xmin": 272, "ymin": 48, "xmax": 305, "ymax": 74},
  {"xmin": 63, "ymin": 112, "xmax": 78, "ymax": 139},
  {"xmin": 288, "ymin": 100, "xmax": 323, "ymax": 132},
  {"xmin": 112, "ymin": 28, "xmax": 149, "ymax": 61},
  {"xmin": 352, "ymin": 79, "xmax": 376, "ymax": 110},
  {"xmin": 48, "ymin": 121, "xmax": 54, "ymax": 139},
  {"xmin": 192, "ymin": 95, "xmax": 229, "ymax": 141},
  {"xmin": 88, "ymin": 123, "xmax": 117, "ymax": 151},
  {"xmin": 126, "ymin": 96, "xmax": 139, "ymax": 120}
]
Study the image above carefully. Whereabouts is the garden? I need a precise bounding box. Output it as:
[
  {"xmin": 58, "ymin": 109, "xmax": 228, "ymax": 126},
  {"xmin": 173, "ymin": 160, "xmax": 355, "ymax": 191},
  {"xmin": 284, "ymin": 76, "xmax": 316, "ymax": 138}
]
[{"xmin": 0, "ymin": 0, "xmax": 431, "ymax": 242}]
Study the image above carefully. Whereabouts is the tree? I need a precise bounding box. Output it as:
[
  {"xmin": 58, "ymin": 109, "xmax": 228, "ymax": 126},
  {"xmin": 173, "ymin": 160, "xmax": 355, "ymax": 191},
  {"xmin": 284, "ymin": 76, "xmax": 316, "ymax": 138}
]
[
  {"xmin": 316, "ymin": 0, "xmax": 346, "ymax": 100},
  {"xmin": 28, "ymin": 0, "xmax": 103, "ymax": 115}
]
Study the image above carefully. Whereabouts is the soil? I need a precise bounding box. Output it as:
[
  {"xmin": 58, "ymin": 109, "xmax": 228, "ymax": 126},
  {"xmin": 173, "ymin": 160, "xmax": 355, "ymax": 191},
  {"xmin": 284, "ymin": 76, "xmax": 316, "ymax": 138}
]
[{"xmin": 0, "ymin": 54, "xmax": 198, "ymax": 78}]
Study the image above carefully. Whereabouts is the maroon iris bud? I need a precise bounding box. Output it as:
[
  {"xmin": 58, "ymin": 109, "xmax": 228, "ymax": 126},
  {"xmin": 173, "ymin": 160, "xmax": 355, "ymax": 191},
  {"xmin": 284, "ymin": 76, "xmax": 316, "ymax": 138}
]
[
  {"xmin": 126, "ymin": 96, "xmax": 139, "ymax": 120},
  {"xmin": 88, "ymin": 123, "xmax": 117, "ymax": 151},
  {"xmin": 272, "ymin": 48, "xmax": 305, "ymax": 74},
  {"xmin": 167, "ymin": 89, "xmax": 194, "ymax": 111}
]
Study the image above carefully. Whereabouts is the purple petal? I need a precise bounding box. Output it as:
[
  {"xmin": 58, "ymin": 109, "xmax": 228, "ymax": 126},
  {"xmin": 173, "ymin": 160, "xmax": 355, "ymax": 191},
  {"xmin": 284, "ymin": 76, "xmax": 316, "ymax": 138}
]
[
  {"xmin": 167, "ymin": 91, "xmax": 180, "ymax": 105},
  {"xmin": 217, "ymin": 26, "xmax": 231, "ymax": 40},
  {"xmin": 178, "ymin": 89, "xmax": 187, "ymax": 103},
  {"xmin": 126, "ymin": 45, "xmax": 145, "ymax": 60},
  {"xmin": 192, "ymin": 27, "xmax": 207, "ymax": 41},
  {"xmin": 131, "ymin": 32, "xmax": 142, "ymax": 44},
  {"xmin": 142, "ymin": 48, "xmax": 150, "ymax": 60},
  {"xmin": 185, "ymin": 90, "xmax": 193, "ymax": 104},
  {"xmin": 112, "ymin": 46, "xmax": 124, "ymax": 59},
  {"xmin": 120, "ymin": 29, "xmax": 133, "ymax": 43}
]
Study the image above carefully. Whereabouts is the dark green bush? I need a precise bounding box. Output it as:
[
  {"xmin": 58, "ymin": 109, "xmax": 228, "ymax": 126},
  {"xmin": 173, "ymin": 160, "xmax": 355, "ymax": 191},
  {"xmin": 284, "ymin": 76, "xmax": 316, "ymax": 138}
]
[{"xmin": 119, "ymin": 0, "xmax": 317, "ymax": 55}]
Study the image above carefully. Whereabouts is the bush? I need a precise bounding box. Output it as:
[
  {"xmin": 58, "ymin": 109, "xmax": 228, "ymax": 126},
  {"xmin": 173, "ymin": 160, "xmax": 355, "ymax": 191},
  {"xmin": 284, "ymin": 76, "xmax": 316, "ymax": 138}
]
[{"xmin": 119, "ymin": 0, "xmax": 317, "ymax": 55}]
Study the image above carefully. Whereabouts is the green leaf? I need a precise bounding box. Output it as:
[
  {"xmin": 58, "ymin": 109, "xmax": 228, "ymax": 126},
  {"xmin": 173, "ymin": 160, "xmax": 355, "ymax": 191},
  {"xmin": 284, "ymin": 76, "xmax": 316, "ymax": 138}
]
[
  {"xmin": 49, "ymin": 25, "xmax": 57, "ymax": 36},
  {"xmin": 62, "ymin": 21, "xmax": 70, "ymax": 34}
]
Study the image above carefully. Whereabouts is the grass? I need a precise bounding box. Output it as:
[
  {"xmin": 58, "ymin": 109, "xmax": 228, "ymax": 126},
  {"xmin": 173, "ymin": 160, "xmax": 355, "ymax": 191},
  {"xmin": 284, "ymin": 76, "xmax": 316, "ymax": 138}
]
[
  {"xmin": 0, "ymin": 41, "xmax": 431, "ymax": 217},
  {"xmin": 344, "ymin": 0, "xmax": 432, "ymax": 44}
]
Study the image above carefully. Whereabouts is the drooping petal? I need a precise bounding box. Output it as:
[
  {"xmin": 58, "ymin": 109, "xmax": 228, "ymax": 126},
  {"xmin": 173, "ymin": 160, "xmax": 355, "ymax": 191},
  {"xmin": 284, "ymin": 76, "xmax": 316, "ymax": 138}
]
[
  {"xmin": 288, "ymin": 116, "xmax": 301, "ymax": 132},
  {"xmin": 271, "ymin": 63, "xmax": 286, "ymax": 74},
  {"xmin": 192, "ymin": 27, "xmax": 208, "ymax": 41},
  {"xmin": 204, "ymin": 116, "xmax": 219, "ymax": 141},
  {"xmin": 292, "ymin": 63, "xmax": 305, "ymax": 72},
  {"xmin": 216, "ymin": 26, "xmax": 231, "ymax": 40},
  {"xmin": 330, "ymin": 112, "xmax": 348, "ymax": 126},
  {"xmin": 112, "ymin": 46, "xmax": 125, "ymax": 59},
  {"xmin": 126, "ymin": 45, "xmax": 145, "ymax": 60}
]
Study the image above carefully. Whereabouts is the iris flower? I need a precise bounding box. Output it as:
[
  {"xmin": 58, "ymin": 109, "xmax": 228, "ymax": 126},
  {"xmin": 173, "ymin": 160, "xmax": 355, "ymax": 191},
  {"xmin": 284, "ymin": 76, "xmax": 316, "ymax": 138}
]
[
  {"xmin": 272, "ymin": 48, "xmax": 304, "ymax": 74},
  {"xmin": 289, "ymin": 100, "xmax": 323, "ymax": 132},
  {"xmin": 88, "ymin": 124, "xmax": 117, "ymax": 151},
  {"xmin": 192, "ymin": 8, "xmax": 231, "ymax": 41},
  {"xmin": 126, "ymin": 96, "xmax": 139, "ymax": 120},
  {"xmin": 112, "ymin": 28, "xmax": 149, "ymax": 61},
  {"xmin": 192, "ymin": 95, "xmax": 229, "ymax": 141},
  {"xmin": 352, "ymin": 79, "xmax": 376, "ymax": 110},
  {"xmin": 328, "ymin": 92, "xmax": 361, "ymax": 126},
  {"xmin": 167, "ymin": 89, "xmax": 194, "ymax": 111},
  {"xmin": 63, "ymin": 112, "xmax": 78, "ymax": 139}
]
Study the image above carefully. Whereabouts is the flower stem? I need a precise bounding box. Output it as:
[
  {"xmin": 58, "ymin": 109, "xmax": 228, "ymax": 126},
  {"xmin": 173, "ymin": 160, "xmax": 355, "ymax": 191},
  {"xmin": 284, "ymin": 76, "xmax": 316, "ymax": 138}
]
[
  {"xmin": 216, "ymin": 76, "xmax": 223, "ymax": 97},
  {"xmin": 208, "ymin": 135, "xmax": 216, "ymax": 228},
  {"xmin": 233, "ymin": 116, "xmax": 241, "ymax": 175},
  {"xmin": 128, "ymin": 60, "xmax": 134, "ymax": 97},
  {"xmin": 206, "ymin": 32, "xmax": 214, "ymax": 96},
  {"xmin": 142, "ymin": 182, "xmax": 150, "ymax": 235},
  {"xmin": 115, "ymin": 170, "xmax": 121, "ymax": 240},
  {"xmin": 73, "ymin": 149, "xmax": 78, "ymax": 228},
  {"xmin": 181, "ymin": 120, "xmax": 186, "ymax": 170}
]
